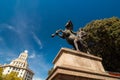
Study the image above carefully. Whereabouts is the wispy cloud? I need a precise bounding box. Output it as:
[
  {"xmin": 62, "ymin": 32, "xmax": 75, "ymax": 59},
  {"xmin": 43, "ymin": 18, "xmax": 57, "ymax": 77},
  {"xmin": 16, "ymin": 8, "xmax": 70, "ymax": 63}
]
[
  {"xmin": 32, "ymin": 32, "xmax": 43, "ymax": 49},
  {"xmin": 29, "ymin": 53, "xmax": 36, "ymax": 59},
  {"xmin": 28, "ymin": 51, "xmax": 51, "ymax": 79},
  {"xmin": 0, "ymin": 24, "xmax": 15, "ymax": 30},
  {"xmin": 0, "ymin": 0, "xmax": 48, "ymax": 79},
  {"xmin": 7, "ymin": 25, "xmax": 16, "ymax": 31},
  {"xmin": 0, "ymin": 50, "xmax": 19, "ymax": 64},
  {"xmin": 29, "ymin": 53, "xmax": 50, "ymax": 71}
]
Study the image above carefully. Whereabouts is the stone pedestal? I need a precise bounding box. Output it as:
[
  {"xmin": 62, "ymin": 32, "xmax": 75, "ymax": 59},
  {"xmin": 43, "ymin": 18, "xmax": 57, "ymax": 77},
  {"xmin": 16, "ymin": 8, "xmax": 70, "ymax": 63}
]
[{"xmin": 46, "ymin": 48, "xmax": 120, "ymax": 80}]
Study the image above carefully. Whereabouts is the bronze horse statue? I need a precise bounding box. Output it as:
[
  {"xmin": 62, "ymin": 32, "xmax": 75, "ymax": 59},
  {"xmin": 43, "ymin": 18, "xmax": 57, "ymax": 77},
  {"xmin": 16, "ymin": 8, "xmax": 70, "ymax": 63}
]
[{"xmin": 52, "ymin": 20, "xmax": 89, "ymax": 53}]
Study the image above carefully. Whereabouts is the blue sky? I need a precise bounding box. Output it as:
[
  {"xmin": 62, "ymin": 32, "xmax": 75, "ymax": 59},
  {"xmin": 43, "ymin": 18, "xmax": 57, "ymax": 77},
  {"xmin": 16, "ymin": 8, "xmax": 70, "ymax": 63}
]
[{"xmin": 0, "ymin": 0, "xmax": 120, "ymax": 80}]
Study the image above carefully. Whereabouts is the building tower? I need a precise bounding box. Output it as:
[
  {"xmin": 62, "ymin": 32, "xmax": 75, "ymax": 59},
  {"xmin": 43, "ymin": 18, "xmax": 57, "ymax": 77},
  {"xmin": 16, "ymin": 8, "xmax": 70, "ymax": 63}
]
[{"xmin": 3, "ymin": 50, "xmax": 34, "ymax": 80}]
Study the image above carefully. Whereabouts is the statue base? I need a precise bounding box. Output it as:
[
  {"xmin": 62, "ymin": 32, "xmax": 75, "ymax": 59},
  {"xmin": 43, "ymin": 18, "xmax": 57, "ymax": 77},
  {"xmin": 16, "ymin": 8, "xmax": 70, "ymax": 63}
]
[{"xmin": 46, "ymin": 48, "xmax": 120, "ymax": 80}]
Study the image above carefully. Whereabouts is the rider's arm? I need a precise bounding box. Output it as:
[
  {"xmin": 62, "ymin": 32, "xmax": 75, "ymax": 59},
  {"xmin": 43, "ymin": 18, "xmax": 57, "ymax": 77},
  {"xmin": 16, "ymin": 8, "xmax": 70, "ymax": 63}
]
[{"xmin": 71, "ymin": 30, "xmax": 77, "ymax": 35}]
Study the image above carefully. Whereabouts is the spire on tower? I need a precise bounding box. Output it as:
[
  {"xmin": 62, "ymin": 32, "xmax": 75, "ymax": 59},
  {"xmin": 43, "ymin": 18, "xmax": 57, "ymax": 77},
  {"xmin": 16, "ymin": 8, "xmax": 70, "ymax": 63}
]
[
  {"xmin": 24, "ymin": 50, "xmax": 28, "ymax": 53},
  {"xmin": 18, "ymin": 50, "xmax": 28, "ymax": 61}
]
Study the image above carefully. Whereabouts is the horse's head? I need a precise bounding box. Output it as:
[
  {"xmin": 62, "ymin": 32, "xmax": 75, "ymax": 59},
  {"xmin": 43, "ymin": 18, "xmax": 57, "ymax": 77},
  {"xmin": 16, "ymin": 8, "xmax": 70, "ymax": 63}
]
[{"xmin": 65, "ymin": 20, "xmax": 73, "ymax": 30}]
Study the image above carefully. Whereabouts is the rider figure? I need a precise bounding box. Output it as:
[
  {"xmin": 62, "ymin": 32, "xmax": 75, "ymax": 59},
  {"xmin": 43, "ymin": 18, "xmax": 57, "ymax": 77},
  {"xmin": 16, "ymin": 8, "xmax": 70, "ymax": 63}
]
[
  {"xmin": 74, "ymin": 28, "xmax": 87, "ymax": 51},
  {"xmin": 65, "ymin": 21, "xmax": 87, "ymax": 52}
]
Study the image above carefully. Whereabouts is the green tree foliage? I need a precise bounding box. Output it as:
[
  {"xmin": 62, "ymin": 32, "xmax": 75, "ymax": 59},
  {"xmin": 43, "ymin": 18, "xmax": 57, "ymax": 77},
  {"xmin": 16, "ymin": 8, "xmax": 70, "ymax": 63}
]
[
  {"xmin": 0, "ymin": 67, "xmax": 3, "ymax": 80},
  {"xmin": 83, "ymin": 17, "xmax": 120, "ymax": 72},
  {"xmin": 0, "ymin": 70, "xmax": 22, "ymax": 80},
  {"xmin": 3, "ymin": 72, "xmax": 22, "ymax": 80}
]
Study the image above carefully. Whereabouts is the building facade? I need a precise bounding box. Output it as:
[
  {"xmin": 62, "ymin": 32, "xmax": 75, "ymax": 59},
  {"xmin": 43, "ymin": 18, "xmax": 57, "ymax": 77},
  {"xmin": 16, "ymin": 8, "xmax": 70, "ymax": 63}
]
[{"xmin": 2, "ymin": 50, "xmax": 34, "ymax": 80}]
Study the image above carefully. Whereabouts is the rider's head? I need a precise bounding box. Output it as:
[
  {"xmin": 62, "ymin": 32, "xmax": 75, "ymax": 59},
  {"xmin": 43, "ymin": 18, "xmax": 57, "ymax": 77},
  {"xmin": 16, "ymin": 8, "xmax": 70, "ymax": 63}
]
[{"xmin": 65, "ymin": 20, "xmax": 73, "ymax": 30}]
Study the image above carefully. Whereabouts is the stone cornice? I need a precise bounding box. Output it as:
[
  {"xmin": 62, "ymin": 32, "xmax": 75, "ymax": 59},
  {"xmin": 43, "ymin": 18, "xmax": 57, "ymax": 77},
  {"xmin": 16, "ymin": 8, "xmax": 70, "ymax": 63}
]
[
  {"xmin": 2, "ymin": 64, "xmax": 34, "ymax": 75},
  {"xmin": 53, "ymin": 47, "xmax": 102, "ymax": 64}
]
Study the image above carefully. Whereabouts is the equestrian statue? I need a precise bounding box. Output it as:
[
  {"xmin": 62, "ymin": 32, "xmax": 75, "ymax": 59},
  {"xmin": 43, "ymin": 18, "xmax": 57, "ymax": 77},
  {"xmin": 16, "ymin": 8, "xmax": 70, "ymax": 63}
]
[{"xmin": 51, "ymin": 20, "xmax": 90, "ymax": 53}]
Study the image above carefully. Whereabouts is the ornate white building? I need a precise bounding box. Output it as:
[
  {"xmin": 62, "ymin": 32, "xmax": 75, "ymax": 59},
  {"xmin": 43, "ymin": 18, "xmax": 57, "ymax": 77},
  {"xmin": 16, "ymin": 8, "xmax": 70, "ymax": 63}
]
[{"xmin": 2, "ymin": 50, "xmax": 34, "ymax": 80}]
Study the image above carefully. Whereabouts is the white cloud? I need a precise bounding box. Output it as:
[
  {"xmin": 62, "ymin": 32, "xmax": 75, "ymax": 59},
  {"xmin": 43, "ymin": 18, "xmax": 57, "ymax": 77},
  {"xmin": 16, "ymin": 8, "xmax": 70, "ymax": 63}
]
[
  {"xmin": 0, "ymin": 24, "xmax": 16, "ymax": 32},
  {"xmin": 28, "ymin": 52, "xmax": 51, "ymax": 79},
  {"xmin": 29, "ymin": 53, "xmax": 50, "ymax": 71},
  {"xmin": 7, "ymin": 25, "xmax": 16, "ymax": 31},
  {"xmin": 29, "ymin": 53, "xmax": 36, "ymax": 59},
  {"xmin": 33, "ymin": 77, "xmax": 44, "ymax": 80},
  {"xmin": 32, "ymin": 32, "xmax": 43, "ymax": 49}
]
